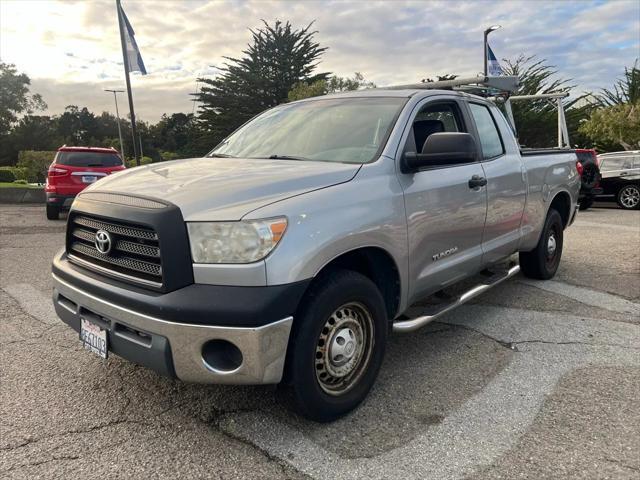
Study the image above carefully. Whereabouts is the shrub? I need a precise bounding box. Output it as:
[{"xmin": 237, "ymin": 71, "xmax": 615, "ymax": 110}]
[
  {"xmin": 125, "ymin": 156, "xmax": 153, "ymax": 168},
  {"xmin": 10, "ymin": 167, "xmax": 28, "ymax": 181},
  {"xmin": 0, "ymin": 168, "xmax": 16, "ymax": 183},
  {"xmin": 17, "ymin": 151, "xmax": 56, "ymax": 183},
  {"xmin": 159, "ymin": 151, "xmax": 180, "ymax": 161}
]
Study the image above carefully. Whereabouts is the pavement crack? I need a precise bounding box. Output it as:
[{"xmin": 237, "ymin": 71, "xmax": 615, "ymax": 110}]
[
  {"xmin": 603, "ymin": 457, "xmax": 640, "ymax": 472},
  {"xmin": 209, "ymin": 407, "xmax": 309, "ymax": 479},
  {"xmin": 0, "ymin": 418, "xmax": 153, "ymax": 453},
  {"xmin": 511, "ymin": 339, "xmax": 640, "ymax": 350},
  {"xmin": 442, "ymin": 323, "xmax": 516, "ymax": 350},
  {"xmin": 0, "ymin": 454, "xmax": 81, "ymax": 474},
  {"xmin": 442, "ymin": 323, "xmax": 639, "ymax": 351}
]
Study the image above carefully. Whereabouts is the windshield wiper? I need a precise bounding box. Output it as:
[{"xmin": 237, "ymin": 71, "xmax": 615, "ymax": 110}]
[
  {"xmin": 208, "ymin": 153, "xmax": 235, "ymax": 158},
  {"xmin": 266, "ymin": 154, "xmax": 311, "ymax": 161}
]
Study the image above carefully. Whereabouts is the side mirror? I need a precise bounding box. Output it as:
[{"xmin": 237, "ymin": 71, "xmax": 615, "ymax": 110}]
[{"xmin": 402, "ymin": 132, "xmax": 478, "ymax": 172}]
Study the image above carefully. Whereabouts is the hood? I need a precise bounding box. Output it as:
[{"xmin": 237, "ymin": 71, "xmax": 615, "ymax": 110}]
[{"xmin": 85, "ymin": 157, "xmax": 360, "ymax": 221}]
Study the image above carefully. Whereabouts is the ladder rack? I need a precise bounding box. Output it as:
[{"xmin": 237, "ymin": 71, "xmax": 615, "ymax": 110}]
[
  {"xmin": 387, "ymin": 74, "xmax": 520, "ymax": 93},
  {"xmin": 492, "ymin": 92, "xmax": 571, "ymax": 148}
]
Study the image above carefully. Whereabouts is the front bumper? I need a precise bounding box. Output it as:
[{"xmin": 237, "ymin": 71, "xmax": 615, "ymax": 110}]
[{"xmin": 53, "ymin": 272, "xmax": 293, "ymax": 384}]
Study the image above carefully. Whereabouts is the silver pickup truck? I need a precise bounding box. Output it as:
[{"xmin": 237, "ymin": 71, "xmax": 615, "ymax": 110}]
[{"xmin": 52, "ymin": 88, "xmax": 580, "ymax": 421}]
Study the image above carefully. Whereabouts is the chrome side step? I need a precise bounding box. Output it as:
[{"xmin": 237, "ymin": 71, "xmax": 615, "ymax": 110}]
[{"xmin": 393, "ymin": 264, "xmax": 521, "ymax": 333}]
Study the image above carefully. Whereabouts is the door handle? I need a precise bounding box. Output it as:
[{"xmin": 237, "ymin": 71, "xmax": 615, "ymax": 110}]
[{"xmin": 468, "ymin": 175, "xmax": 487, "ymax": 189}]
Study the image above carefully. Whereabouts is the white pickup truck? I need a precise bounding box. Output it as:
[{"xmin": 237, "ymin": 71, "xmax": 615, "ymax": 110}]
[{"xmin": 52, "ymin": 84, "xmax": 581, "ymax": 421}]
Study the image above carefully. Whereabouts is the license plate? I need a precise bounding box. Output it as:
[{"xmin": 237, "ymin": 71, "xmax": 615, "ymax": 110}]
[
  {"xmin": 80, "ymin": 318, "xmax": 108, "ymax": 359},
  {"xmin": 82, "ymin": 175, "xmax": 98, "ymax": 184}
]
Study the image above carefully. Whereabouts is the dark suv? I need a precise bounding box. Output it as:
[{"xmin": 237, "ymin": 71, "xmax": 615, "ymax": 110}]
[
  {"xmin": 597, "ymin": 150, "xmax": 640, "ymax": 210},
  {"xmin": 575, "ymin": 149, "xmax": 602, "ymax": 211}
]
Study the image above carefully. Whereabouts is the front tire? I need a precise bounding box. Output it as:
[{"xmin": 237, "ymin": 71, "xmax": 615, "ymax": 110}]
[
  {"xmin": 285, "ymin": 269, "xmax": 388, "ymax": 422},
  {"xmin": 519, "ymin": 208, "xmax": 563, "ymax": 280},
  {"xmin": 617, "ymin": 185, "xmax": 640, "ymax": 210},
  {"xmin": 46, "ymin": 204, "xmax": 60, "ymax": 220}
]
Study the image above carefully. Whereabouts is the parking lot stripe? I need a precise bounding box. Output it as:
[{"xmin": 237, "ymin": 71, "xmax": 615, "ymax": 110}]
[{"xmin": 518, "ymin": 279, "xmax": 640, "ymax": 316}]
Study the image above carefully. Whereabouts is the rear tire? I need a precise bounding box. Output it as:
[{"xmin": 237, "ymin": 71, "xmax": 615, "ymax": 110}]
[
  {"xmin": 285, "ymin": 269, "xmax": 388, "ymax": 422},
  {"xmin": 46, "ymin": 204, "xmax": 60, "ymax": 220},
  {"xmin": 617, "ymin": 184, "xmax": 640, "ymax": 210},
  {"xmin": 519, "ymin": 208, "xmax": 563, "ymax": 280},
  {"xmin": 579, "ymin": 196, "xmax": 594, "ymax": 211}
]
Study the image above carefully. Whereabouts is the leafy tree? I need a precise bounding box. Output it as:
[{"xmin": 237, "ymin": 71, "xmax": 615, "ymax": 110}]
[
  {"xmin": 579, "ymin": 61, "xmax": 640, "ymax": 151},
  {"xmin": 195, "ymin": 20, "xmax": 328, "ymax": 147},
  {"xmin": 596, "ymin": 60, "xmax": 639, "ymax": 106},
  {"xmin": 56, "ymin": 105, "xmax": 99, "ymax": 145},
  {"xmin": 579, "ymin": 103, "xmax": 639, "ymax": 151},
  {"xmin": 149, "ymin": 113, "xmax": 194, "ymax": 154},
  {"xmin": 0, "ymin": 63, "xmax": 47, "ymax": 134},
  {"xmin": 288, "ymin": 72, "xmax": 375, "ymax": 101}
]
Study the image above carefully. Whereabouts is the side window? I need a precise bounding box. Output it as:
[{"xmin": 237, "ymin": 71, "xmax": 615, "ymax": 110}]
[
  {"xmin": 469, "ymin": 103, "xmax": 505, "ymax": 160},
  {"xmin": 410, "ymin": 102, "xmax": 464, "ymax": 153},
  {"xmin": 602, "ymin": 156, "xmax": 632, "ymax": 172}
]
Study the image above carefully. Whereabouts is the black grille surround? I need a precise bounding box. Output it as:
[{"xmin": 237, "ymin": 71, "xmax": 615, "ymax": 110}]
[{"xmin": 66, "ymin": 194, "xmax": 194, "ymax": 293}]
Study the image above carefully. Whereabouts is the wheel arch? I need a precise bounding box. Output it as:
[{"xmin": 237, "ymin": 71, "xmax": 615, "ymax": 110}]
[
  {"xmin": 310, "ymin": 246, "xmax": 402, "ymax": 321},
  {"xmin": 548, "ymin": 190, "xmax": 572, "ymax": 228}
]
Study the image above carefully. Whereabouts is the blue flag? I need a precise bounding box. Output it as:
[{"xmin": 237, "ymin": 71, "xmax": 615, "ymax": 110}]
[
  {"xmin": 487, "ymin": 44, "xmax": 503, "ymax": 76},
  {"xmin": 119, "ymin": 4, "xmax": 147, "ymax": 75}
]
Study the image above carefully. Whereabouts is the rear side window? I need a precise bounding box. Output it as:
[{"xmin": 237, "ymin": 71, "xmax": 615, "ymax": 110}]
[
  {"xmin": 56, "ymin": 152, "xmax": 122, "ymax": 167},
  {"xmin": 600, "ymin": 156, "xmax": 634, "ymax": 172},
  {"xmin": 576, "ymin": 152, "xmax": 595, "ymax": 163},
  {"xmin": 469, "ymin": 103, "xmax": 505, "ymax": 160}
]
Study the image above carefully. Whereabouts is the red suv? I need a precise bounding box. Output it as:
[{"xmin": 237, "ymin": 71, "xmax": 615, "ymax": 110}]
[{"xmin": 45, "ymin": 146, "xmax": 126, "ymax": 219}]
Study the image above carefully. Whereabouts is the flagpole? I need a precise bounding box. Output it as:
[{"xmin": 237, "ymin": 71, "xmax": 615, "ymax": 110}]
[
  {"xmin": 116, "ymin": 0, "xmax": 140, "ymax": 166},
  {"xmin": 483, "ymin": 25, "xmax": 501, "ymax": 77}
]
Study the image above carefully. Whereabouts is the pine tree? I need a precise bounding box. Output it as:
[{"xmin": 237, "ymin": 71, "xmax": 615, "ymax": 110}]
[{"xmin": 195, "ymin": 20, "xmax": 329, "ymax": 147}]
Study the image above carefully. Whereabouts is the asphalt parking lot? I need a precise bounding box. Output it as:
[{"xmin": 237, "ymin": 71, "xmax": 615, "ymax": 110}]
[{"xmin": 1, "ymin": 203, "xmax": 639, "ymax": 479}]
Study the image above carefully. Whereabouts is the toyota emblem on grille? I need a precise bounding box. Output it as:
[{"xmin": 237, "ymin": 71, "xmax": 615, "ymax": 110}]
[{"xmin": 95, "ymin": 230, "xmax": 112, "ymax": 254}]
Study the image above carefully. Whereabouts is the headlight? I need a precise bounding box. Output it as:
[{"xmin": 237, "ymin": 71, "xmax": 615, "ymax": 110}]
[{"xmin": 187, "ymin": 217, "xmax": 287, "ymax": 263}]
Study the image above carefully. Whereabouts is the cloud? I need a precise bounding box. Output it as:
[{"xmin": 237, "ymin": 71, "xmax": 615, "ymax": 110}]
[{"xmin": 2, "ymin": 0, "xmax": 638, "ymax": 121}]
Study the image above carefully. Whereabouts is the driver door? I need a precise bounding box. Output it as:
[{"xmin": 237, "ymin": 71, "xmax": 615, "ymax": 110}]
[{"xmin": 397, "ymin": 97, "xmax": 488, "ymax": 305}]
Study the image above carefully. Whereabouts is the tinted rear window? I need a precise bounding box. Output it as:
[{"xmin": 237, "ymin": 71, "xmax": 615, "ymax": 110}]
[
  {"xmin": 576, "ymin": 152, "xmax": 595, "ymax": 163},
  {"xmin": 57, "ymin": 152, "xmax": 122, "ymax": 167}
]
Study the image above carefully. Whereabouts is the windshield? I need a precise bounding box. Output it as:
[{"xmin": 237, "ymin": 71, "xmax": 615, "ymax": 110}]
[{"xmin": 209, "ymin": 97, "xmax": 406, "ymax": 164}]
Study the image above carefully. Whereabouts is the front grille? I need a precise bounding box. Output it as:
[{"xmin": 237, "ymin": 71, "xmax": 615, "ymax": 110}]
[{"xmin": 67, "ymin": 214, "xmax": 163, "ymax": 287}]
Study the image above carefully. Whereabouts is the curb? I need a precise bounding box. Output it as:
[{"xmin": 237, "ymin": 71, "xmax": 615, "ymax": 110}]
[{"xmin": 0, "ymin": 188, "xmax": 46, "ymax": 204}]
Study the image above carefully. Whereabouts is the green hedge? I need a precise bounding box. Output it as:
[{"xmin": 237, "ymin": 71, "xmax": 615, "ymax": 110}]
[
  {"xmin": 0, "ymin": 168, "xmax": 16, "ymax": 183},
  {"xmin": 17, "ymin": 151, "xmax": 57, "ymax": 183},
  {"xmin": 160, "ymin": 151, "xmax": 180, "ymax": 161},
  {"xmin": 0, "ymin": 166, "xmax": 28, "ymax": 181},
  {"xmin": 125, "ymin": 156, "xmax": 153, "ymax": 168}
]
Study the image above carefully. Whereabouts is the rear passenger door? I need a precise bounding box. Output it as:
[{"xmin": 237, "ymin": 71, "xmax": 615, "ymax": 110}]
[
  {"xmin": 466, "ymin": 102, "xmax": 527, "ymax": 265},
  {"xmin": 600, "ymin": 152, "xmax": 640, "ymax": 194},
  {"xmin": 397, "ymin": 97, "xmax": 488, "ymax": 305}
]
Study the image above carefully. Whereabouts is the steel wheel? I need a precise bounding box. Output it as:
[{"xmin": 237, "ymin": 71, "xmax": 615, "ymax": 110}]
[
  {"xmin": 619, "ymin": 185, "xmax": 640, "ymax": 209},
  {"xmin": 314, "ymin": 302, "xmax": 374, "ymax": 396},
  {"xmin": 545, "ymin": 224, "xmax": 561, "ymax": 271}
]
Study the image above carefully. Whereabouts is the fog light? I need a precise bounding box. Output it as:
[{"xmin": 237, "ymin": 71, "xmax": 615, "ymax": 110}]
[{"xmin": 202, "ymin": 339, "xmax": 243, "ymax": 373}]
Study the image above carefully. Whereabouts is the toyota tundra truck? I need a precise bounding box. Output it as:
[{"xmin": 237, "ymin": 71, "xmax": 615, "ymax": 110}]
[{"xmin": 52, "ymin": 87, "xmax": 580, "ymax": 422}]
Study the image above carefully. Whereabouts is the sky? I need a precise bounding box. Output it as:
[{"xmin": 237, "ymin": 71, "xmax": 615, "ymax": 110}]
[{"xmin": 1, "ymin": 0, "xmax": 639, "ymax": 123}]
